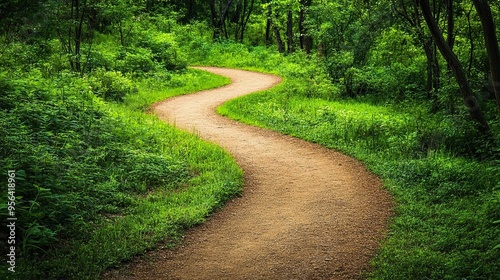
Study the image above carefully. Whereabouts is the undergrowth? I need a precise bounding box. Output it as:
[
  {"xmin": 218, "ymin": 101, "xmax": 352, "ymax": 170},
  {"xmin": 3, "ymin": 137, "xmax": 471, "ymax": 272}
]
[
  {"xmin": 204, "ymin": 42, "xmax": 500, "ymax": 279},
  {"xmin": 0, "ymin": 67, "xmax": 238, "ymax": 279}
]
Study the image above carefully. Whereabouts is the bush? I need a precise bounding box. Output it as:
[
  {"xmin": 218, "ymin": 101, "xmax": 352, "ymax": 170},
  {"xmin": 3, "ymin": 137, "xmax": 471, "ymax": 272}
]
[
  {"xmin": 0, "ymin": 71, "xmax": 190, "ymax": 258},
  {"xmin": 119, "ymin": 47, "xmax": 159, "ymax": 74},
  {"xmin": 139, "ymin": 32, "xmax": 187, "ymax": 71},
  {"xmin": 89, "ymin": 69, "xmax": 135, "ymax": 102},
  {"xmin": 322, "ymin": 50, "xmax": 354, "ymax": 82},
  {"xmin": 120, "ymin": 150, "xmax": 189, "ymax": 192},
  {"xmin": 342, "ymin": 64, "xmax": 426, "ymax": 100},
  {"xmin": 279, "ymin": 52, "xmax": 340, "ymax": 100}
]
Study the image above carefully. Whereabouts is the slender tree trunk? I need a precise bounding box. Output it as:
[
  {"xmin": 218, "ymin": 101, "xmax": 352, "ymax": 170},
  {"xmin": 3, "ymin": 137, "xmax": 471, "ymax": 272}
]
[
  {"xmin": 424, "ymin": 44, "xmax": 433, "ymax": 92},
  {"xmin": 74, "ymin": 0, "xmax": 87, "ymax": 74},
  {"xmin": 432, "ymin": 42, "xmax": 440, "ymax": 93},
  {"xmin": 234, "ymin": 0, "xmax": 242, "ymax": 41},
  {"xmin": 445, "ymin": 0, "xmax": 454, "ymax": 50},
  {"xmin": 68, "ymin": 0, "xmax": 75, "ymax": 71},
  {"xmin": 219, "ymin": 1, "xmax": 227, "ymax": 39},
  {"xmin": 286, "ymin": 9, "xmax": 294, "ymax": 53},
  {"xmin": 423, "ymin": 39, "xmax": 440, "ymax": 111},
  {"xmin": 118, "ymin": 21, "xmax": 125, "ymax": 46},
  {"xmin": 209, "ymin": 0, "xmax": 220, "ymax": 39},
  {"xmin": 299, "ymin": 5, "xmax": 305, "ymax": 50},
  {"xmin": 466, "ymin": 6, "xmax": 475, "ymax": 78},
  {"xmin": 299, "ymin": 0, "xmax": 312, "ymax": 54},
  {"xmin": 65, "ymin": 0, "xmax": 87, "ymax": 74},
  {"xmin": 240, "ymin": 0, "xmax": 254, "ymax": 42},
  {"xmin": 274, "ymin": 26, "xmax": 285, "ymax": 53},
  {"xmin": 222, "ymin": 0, "xmax": 234, "ymax": 39},
  {"xmin": 265, "ymin": 5, "xmax": 272, "ymax": 46},
  {"xmin": 472, "ymin": 0, "xmax": 500, "ymax": 116},
  {"xmin": 419, "ymin": 0, "xmax": 490, "ymax": 132},
  {"xmin": 393, "ymin": 0, "xmax": 439, "ymax": 104},
  {"xmin": 209, "ymin": 0, "xmax": 233, "ymax": 40}
]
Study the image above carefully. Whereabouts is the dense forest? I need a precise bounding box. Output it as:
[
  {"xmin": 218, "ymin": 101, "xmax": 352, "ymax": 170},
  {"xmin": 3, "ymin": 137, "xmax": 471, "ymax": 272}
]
[{"xmin": 1, "ymin": 0, "xmax": 499, "ymax": 279}]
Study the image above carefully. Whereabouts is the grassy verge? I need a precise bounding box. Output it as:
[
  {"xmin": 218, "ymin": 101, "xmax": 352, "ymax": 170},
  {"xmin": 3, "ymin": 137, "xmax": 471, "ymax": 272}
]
[
  {"xmin": 123, "ymin": 68, "xmax": 230, "ymax": 111},
  {"xmin": 0, "ymin": 68, "xmax": 239, "ymax": 279},
  {"xmin": 218, "ymin": 90, "xmax": 500, "ymax": 278},
  {"xmin": 186, "ymin": 42, "xmax": 500, "ymax": 279}
]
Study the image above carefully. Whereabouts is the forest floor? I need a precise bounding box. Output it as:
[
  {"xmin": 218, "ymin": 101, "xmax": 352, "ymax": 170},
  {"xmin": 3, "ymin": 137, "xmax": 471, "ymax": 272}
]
[{"xmin": 102, "ymin": 67, "xmax": 394, "ymax": 279}]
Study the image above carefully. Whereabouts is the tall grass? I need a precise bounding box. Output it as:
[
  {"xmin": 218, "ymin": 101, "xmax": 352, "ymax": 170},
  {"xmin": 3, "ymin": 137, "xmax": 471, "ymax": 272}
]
[
  {"xmin": 220, "ymin": 89, "xmax": 500, "ymax": 279},
  {"xmin": 203, "ymin": 41, "xmax": 500, "ymax": 279},
  {"xmin": 0, "ymin": 68, "xmax": 239, "ymax": 279}
]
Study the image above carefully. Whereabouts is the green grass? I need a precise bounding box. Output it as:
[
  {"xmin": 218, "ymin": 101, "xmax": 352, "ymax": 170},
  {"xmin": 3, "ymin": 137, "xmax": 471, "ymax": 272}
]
[
  {"xmin": 123, "ymin": 68, "xmax": 230, "ymax": 111},
  {"xmin": 218, "ymin": 85, "xmax": 500, "ymax": 279},
  {"xmin": 3, "ymin": 35, "xmax": 499, "ymax": 279},
  {"xmin": 0, "ymin": 68, "xmax": 239, "ymax": 279},
  {"xmin": 198, "ymin": 41, "xmax": 500, "ymax": 279}
]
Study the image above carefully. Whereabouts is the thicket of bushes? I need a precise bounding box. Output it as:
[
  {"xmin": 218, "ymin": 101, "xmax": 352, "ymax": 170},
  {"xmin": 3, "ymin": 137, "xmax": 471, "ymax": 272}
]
[{"xmin": 0, "ymin": 69, "xmax": 187, "ymax": 249}]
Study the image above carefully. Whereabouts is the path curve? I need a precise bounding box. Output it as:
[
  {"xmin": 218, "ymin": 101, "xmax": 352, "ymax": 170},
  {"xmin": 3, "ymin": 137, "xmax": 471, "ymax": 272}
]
[{"xmin": 105, "ymin": 67, "xmax": 393, "ymax": 279}]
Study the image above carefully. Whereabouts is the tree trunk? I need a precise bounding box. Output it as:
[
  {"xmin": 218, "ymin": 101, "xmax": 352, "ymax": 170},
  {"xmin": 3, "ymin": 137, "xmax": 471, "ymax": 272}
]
[
  {"xmin": 208, "ymin": 0, "xmax": 233, "ymax": 40},
  {"xmin": 432, "ymin": 42, "xmax": 440, "ymax": 93},
  {"xmin": 299, "ymin": 5, "xmax": 305, "ymax": 50},
  {"xmin": 265, "ymin": 5, "xmax": 272, "ymax": 46},
  {"xmin": 209, "ymin": 0, "xmax": 221, "ymax": 39},
  {"xmin": 274, "ymin": 26, "xmax": 285, "ymax": 53},
  {"xmin": 466, "ymin": 6, "xmax": 475, "ymax": 78},
  {"xmin": 75, "ymin": 0, "xmax": 82, "ymax": 73},
  {"xmin": 419, "ymin": 0, "xmax": 490, "ymax": 132},
  {"xmin": 74, "ymin": 0, "xmax": 88, "ymax": 75},
  {"xmin": 393, "ymin": 0, "xmax": 439, "ymax": 105},
  {"xmin": 68, "ymin": 0, "xmax": 75, "ymax": 71},
  {"xmin": 286, "ymin": 9, "xmax": 294, "ymax": 53},
  {"xmin": 445, "ymin": 0, "xmax": 454, "ymax": 50},
  {"xmin": 472, "ymin": 0, "xmax": 500, "ymax": 116},
  {"xmin": 299, "ymin": 0, "xmax": 312, "ymax": 54},
  {"xmin": 234, "ymin": 0, "xmax": 242, "ymax": 41},
  {"xmin": 422, "ymin": 38, "xmax": 440, "ymax": 111},
  {"xmin": 239, "ymin": 0, "xmax": 254, "ymax": 42}
]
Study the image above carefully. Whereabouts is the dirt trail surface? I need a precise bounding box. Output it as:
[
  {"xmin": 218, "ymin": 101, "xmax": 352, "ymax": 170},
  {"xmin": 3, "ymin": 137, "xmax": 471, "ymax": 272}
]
[{"xmin": 104, "ymin": 67, "xmax": 393, "ymax": 280}]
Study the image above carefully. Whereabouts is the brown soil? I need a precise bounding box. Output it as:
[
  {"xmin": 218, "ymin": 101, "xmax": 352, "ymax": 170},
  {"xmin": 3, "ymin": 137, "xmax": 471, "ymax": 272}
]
[{"xmin": 102, "ymin": 67, "xmax": 393, "ymax": 280}]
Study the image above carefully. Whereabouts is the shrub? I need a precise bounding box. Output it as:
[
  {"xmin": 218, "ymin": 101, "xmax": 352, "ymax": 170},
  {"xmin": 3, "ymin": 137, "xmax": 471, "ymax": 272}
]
[
  {"xmin": 139, "ymin": 32, "xmax": 187, "ymax": 71},
  {"xmin": 322, "ymin": 50, "xmax": 354, "ymax": 82},
  {"xmin": 115, "ymin": 47, "xmax": 159, "ymax": 74},
  {"xmin": 0, "ymin": 69, "xmax": 197, "ymax": 266},
  {"xmin": 89, "ymin": 68, "xmax": 134, "ymax": 102},
  {"xmin": 120, "ymin": 150, "xmax": 189, "ymax": 192}
]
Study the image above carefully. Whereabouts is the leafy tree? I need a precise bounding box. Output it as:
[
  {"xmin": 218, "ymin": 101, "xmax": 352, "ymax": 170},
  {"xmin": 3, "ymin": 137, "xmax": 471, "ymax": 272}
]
[
  {"xmin": 208, "ymin": 0, "xmax": 234, "ymax": 39},
  {"xmin": 0, "ymin": 0, "xmax": 50, "ymax": 41},
  {"xmin": 59, "ymin": 0, "xmax": 91, "ymax": 74},
  {"xmin": 392, "ymin": 0, "xmax": 441, "ymax": 103},
  {"xmin": 419, "ymin": 0, "xmax": 490, "ymax": 132},
  {"xmin": 95, "ymin": 0, "xmax": 142, "ymax": 46},
  {"xmin": 234, "ymin": 0, "xmax": 257, "ymax": 41},
  {"xmin": 472, "ymin": 0, "xmax": 500, "ymax": 115},
  {"xmin": 207, "ymin": 0, "xmax": 258, "ymax": 41},
  {"xmin": 263, "ymin": 0, "xmax": 301, "ymax": 53}
]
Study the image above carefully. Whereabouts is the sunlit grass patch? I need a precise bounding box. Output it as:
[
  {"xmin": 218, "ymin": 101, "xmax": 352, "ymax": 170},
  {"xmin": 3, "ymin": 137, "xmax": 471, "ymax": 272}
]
[
  {"xmin": 218, "ymin": 70, "xmax": 500, "ymax": 279},
  {"xmin": 124, "ymin": 68, "xmax": 230, "ymax": 111},
  {"xmin": 0, "ymin": 68, "xmax": 240, "ymax": 279}
]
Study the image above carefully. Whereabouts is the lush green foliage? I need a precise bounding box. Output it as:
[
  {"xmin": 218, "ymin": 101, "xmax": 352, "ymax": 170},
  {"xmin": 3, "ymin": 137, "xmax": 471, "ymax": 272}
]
[
  {"xmin": 2, "ymin": 0, "xmax": 500, "ymax": 279},
  {"xmin": 209, "ymin": 42, "xmax": 500, "ymax": 279},
  {"xmin": 0, "ymin": 51, "xmax": 237, "ymax": 280},
  {"xmin": 0, "ymin": 3, "xmax": 238, "ymax": 278}
]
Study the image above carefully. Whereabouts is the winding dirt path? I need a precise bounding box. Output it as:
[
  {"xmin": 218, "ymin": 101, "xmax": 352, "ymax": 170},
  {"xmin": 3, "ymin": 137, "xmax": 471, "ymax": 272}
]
[{"xmin": 104, "ymin": 67, "xmax": 393, "ymax": 279}]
